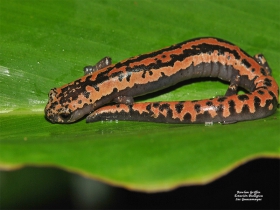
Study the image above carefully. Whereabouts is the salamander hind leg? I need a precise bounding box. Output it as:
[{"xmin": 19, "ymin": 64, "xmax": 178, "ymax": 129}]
[
  {"xmin": 225, "ymin": 73, "xmax": 240, "ymax": 96},
  {"xmin": 83, "ymin": 56, "xmax": 112, "ymax": 75},
  {"xmin": 253, "ymin": 54, "xmax": 272, "ymax": 75}
]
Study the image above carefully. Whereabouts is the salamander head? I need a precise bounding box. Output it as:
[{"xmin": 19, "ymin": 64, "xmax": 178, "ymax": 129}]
[{"xmin": 45, "ymin": 88, "xmax": 94, "ymax": 123}]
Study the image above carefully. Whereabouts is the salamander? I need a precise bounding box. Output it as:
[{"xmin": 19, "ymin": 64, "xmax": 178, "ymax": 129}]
[{"xmin": 45, "ymin": 37, "xmax": 279, "ymax": 124}]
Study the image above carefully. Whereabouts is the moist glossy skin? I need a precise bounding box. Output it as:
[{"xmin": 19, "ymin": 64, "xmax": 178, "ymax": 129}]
[{"xmin": 45, "ymin": 37, "xmax": 279, "ymax": 124}]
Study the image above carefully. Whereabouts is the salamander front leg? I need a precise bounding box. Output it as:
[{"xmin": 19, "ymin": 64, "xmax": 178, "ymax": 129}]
[{"xmin": 83, "ymin": 57, "xmax": 112, "ymax": 75}]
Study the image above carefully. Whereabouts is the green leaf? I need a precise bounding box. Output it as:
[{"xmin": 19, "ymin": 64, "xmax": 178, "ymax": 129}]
[{"xmin": 0, "ymin": 0, "xmax": 279, "ymax": 192}]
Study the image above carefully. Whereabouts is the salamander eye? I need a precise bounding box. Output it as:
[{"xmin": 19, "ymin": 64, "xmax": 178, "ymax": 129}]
[{"xmin": 59, "ymin": 113, "xmax": 71, "ymax": 121}]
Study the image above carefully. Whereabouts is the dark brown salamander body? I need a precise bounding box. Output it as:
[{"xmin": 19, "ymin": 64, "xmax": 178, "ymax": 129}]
[{"xmin": 45, "ymin": 37, "xmax": 279, "ymax": 124}]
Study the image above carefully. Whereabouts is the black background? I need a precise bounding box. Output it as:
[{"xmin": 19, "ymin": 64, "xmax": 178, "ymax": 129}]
[{"xmin": 0, "ymin": 158, "xmax": 279, "ymax": 209}]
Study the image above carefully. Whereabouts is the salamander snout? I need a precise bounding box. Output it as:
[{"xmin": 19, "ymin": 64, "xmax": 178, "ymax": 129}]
[
  {"xmin": 45, "ymin": 88, "xmax": 95, "ymax": 123},
  {"xmin": 44, "ymin": 104, "xmax": 77, "ymax": 124},
  {"xmin": 44, "ymin": 88, "xmax": 72, "ymax": 123}
]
